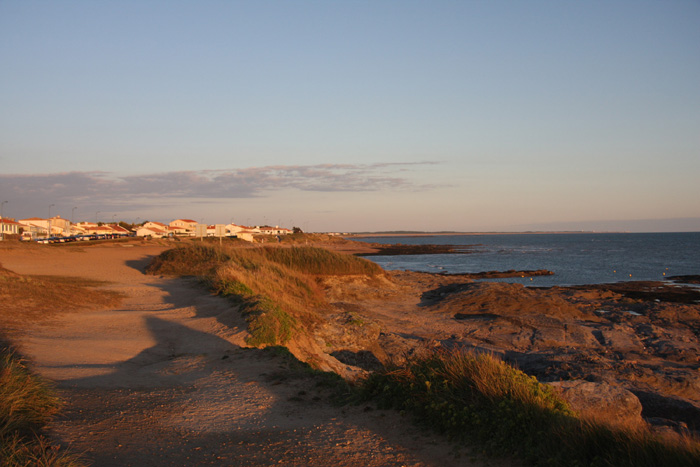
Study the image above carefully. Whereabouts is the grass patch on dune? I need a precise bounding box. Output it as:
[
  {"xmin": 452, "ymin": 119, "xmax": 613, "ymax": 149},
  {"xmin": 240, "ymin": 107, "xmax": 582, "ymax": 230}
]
[
  {"xmin": 259, "ymin": 246, "xmax": 382, "ymax": 276},
  {"xmin": 147, "ymin": 243, "xmax": 383, "ymax": 347},
  {"xmin": 0, "ymin": 264, "xmax": 122, "ymax": 330},
  {"xmin": 361, "ymin": 348, "xmax": 700, "ymax": 466}
]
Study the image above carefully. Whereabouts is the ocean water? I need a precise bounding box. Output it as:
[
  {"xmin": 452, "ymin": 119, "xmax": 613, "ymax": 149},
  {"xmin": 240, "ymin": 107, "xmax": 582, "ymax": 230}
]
[{"xmin": 354, "ymin": 232, "xmax": 700, "ymax": 287}]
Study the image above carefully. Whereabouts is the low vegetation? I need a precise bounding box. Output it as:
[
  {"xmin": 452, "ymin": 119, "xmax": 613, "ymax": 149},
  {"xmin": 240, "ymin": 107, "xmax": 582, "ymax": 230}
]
[
  {"xmin": 147, "ymin": 242, "xmax": 383, "ymax": 347},
  {"xmin": 360, "ymin": 348, "xmax": 700, "ymax": 466},
  {"xmin": 0, "ymin": 344, "xmax": 85, "ymax": 466},
  {"xmin": 0, "ymin": 264, "xmax": 122, "ymax": 333}
]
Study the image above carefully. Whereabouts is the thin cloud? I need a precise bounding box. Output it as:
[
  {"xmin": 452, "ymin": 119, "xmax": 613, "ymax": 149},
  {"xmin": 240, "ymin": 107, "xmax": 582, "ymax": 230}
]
[{"xmin": 0, "ymin": 162, "xmax": 440, "ymax": 216}]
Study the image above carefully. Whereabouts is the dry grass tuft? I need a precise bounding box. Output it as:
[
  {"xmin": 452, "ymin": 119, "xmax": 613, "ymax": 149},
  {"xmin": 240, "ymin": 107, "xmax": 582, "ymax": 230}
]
[{"xmin": 0, "ymin": 344, "xmax": 86, "ymax": 466}]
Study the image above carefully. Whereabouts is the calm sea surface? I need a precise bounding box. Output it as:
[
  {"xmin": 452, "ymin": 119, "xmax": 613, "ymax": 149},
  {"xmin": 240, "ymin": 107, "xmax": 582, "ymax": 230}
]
[{"xmin": 354, "ymin": 232, "xmax": 700, "ymax": 287}]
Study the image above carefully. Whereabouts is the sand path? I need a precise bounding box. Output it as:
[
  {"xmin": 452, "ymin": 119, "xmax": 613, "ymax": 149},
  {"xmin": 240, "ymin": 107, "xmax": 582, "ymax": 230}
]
[{"xmin": 1, "ymin": 244, "xmax": 495, "ymax": 466}]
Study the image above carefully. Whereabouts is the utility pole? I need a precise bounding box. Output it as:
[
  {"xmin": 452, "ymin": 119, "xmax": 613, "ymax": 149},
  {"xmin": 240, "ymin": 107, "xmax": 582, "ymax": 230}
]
[{"xmin": 48, "ymin": 204, "xmax": 55, "ymax": 239}]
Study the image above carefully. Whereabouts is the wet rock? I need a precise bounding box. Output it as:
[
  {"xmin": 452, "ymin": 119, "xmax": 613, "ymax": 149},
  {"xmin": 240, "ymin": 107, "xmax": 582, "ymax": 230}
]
[
  {"xmin": 359, "ymin": 243, "xmax": 472, "ymax": 256},
  {"xmin": 669, "ymin": 275, "xmax": 700, "ymax": 285}
]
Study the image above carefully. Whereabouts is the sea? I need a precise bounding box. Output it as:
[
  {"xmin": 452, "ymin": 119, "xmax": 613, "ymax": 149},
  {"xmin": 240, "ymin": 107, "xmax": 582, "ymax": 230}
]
[{"xmin": 353, "ymin": 232, "xmax": 700, "ymax": 287}]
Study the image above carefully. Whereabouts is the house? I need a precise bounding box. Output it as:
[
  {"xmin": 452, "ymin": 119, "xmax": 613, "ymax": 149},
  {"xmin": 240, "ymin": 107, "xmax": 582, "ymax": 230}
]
[
  {"xmin": 50, "ymin": 216, "xmax": 71, "ymax": 233},
  {"xmin": 143, "ymin": 221, "xmax": 168, "ymax": 230},
  {"xmin": 257, "ymin": 225, "xmax": 292, "ymax": 236},
  {"xmin": 19, "ymin": 216, "xmax": 73, "ymax": 236},
  {"xmin": 109, "ymin": 224, "xmax": 131, "ymax": 237},
  {"xmin": 139, "ymin": 222, "xmax": 178, "ymax": 236},
  {"xmin": 236, "ymin": 230, "xmax": 258, "ymax": 242},
  {"xmin": 225, "ymin": 223, "xmax": 248, "ymax": 236},
  {"xmin": 0, "ymin": 217, "xmax": 22, "ymax": 239},
  {"xmin": 75, "ymin": 222, "xmax": 97, "ymax": 230},
  {"xmin": 18, "ymin": 217, "xmax": 49, "ymax": 237},
  {"xmin": 136, "ymin": 226, "xmax": 169, "ymax": 238},
  {"xmin": 169, "ymin": 219, "xmax": 198, "ymax": 236},
  {"xmin": 70, "ymin": 223, "xmax": 88, "ymax": 235},
  {"xmin": 84, "ymin": 225, "xmax": 115, "ymax": 236}
]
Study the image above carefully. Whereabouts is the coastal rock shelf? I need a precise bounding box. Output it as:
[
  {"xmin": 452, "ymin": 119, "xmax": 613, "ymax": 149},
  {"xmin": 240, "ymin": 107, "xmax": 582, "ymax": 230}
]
[
  {"xmin": 357, "ymin": 243, "xmax": 476, "ymax": 256},
  {"xmin": 437, "ymin": 269, "xmax": 554, "ymax": 279},
  {"xmin": 318, "ymin": 270, "xmax": 700, "ymax": 436}
]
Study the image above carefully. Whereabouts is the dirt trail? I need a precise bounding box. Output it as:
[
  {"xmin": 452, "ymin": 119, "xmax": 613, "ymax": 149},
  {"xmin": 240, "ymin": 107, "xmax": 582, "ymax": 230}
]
[{"xmin": 1, "ymin": 244, "xmax": 498, "ymax": 466}]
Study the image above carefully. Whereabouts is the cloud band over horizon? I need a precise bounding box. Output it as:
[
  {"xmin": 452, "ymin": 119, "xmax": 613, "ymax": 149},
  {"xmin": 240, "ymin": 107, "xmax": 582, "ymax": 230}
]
[{"xmin": 0, "ymin": 162, "xmax": 440, "ymax": 218}]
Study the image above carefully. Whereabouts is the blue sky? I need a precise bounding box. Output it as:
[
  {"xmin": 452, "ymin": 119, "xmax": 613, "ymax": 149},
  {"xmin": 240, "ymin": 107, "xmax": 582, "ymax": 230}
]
[{"xmin": 1, "ymin": 1, "xmax": 699, "ymax": 232}]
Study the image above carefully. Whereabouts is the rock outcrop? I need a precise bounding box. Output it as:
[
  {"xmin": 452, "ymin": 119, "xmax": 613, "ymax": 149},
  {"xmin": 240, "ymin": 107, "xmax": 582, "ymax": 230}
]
[
  {"xmin": 547, "ymin": 380, "xmax": 644, "ymax": 426},
  {"xmin": 315, "ymin": 271, "xmax": 700, "ymax": 434}
]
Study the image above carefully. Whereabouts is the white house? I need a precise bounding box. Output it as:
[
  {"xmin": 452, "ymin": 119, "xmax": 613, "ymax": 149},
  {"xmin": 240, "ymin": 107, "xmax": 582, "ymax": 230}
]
[
  {"xmin": 256, "ymin": 225, "xmax": 292, "ymax": 236},
  {"xmin": 19, "ymin": 217, "xmax": 49, "ymax": 237},
  {"xmin": 236, "ymin": 230, "xmax": 258, "ymax": 242},
  {"xmin": 50, "ymin": 216, "xmax": 71, "ymax": 233},
  {"xmin": 19, "ymin": 216, "xmax": 72, "ymax": 236},
  {"xmin": 143, "ymin": 221, "xmax": 168, "ymax": 229},
  {"xmin": 169, "ymin": 219, "xmax": 198, "ymax": 236},
  {"xmin": 136, "ymin": 226, "xmax": 169, "ymax": 238},
  {"xmin": 225, "ymin": 223, "xmax": 248, "ymax": 236},
  {"xmin": 0, "ymin": 218, "xmax": 22, "ymax": 239}
]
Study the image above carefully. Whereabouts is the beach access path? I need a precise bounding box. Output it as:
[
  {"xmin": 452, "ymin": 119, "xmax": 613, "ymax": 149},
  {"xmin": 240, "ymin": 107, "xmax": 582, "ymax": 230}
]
[{"xmin": 0, "ymin": 242, "xmax": 500, "ymax": 466}]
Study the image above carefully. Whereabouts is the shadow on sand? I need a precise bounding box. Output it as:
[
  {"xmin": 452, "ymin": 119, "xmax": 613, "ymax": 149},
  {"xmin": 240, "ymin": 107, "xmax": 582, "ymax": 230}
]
[{"xmin": 50, "ymin": 277, "xmax": 464, "ymax": 467}]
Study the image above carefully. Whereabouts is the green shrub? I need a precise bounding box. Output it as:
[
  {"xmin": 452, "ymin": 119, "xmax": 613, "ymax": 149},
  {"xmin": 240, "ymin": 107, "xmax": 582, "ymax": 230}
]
[
  {"xmin": 214, "ymin": 278, "xmax": 254, "ymax": 301},
  {"xmin": 242, "ymin": 297, "xmax": 297, "ymax": 347}
]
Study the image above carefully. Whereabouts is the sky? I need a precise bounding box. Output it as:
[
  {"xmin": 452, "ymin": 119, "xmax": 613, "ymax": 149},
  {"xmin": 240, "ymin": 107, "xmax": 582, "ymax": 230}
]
[{"xmin": 1, "ymin": 1, "xmax": 699, "ymax": 232}]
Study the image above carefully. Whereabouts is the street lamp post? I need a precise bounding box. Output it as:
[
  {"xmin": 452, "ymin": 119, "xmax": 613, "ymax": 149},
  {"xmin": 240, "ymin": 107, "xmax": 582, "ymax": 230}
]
[
  {"xmin": 71, "ymin": 206, "xmax": 77, "ymax": 224},
  {"xmin": 48, "ymin": 204, "xmax": 55, "ymax": 239}
]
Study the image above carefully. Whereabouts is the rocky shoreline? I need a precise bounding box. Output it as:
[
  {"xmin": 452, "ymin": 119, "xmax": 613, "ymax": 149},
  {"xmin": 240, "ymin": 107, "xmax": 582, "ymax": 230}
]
[{"xmin": 316, "ymin": 264, "xmax": 700, "ymax": 436}]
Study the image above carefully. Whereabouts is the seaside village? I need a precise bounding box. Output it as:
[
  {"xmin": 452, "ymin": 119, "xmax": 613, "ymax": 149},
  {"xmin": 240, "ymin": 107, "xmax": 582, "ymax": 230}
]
[{"xmin": 0, "ymin": 215, "xmax": 294, "ymax": 243}]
